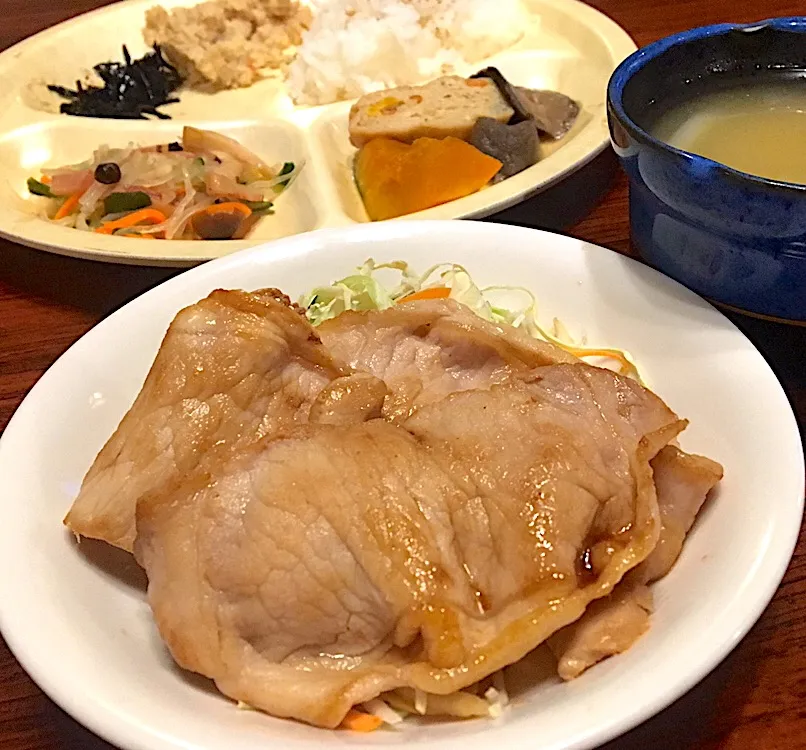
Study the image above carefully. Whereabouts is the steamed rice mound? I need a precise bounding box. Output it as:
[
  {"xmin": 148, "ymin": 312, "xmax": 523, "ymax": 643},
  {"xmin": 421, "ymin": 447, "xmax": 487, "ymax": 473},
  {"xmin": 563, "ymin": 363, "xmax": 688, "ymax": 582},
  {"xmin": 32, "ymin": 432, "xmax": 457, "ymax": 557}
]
[
  {"xmin": 144, "ymin": 0, "xmax": 312, "ymax": 90},
  {"xmin": 287, "ymin": 0, "xmax": 531, "ymax": 106}
]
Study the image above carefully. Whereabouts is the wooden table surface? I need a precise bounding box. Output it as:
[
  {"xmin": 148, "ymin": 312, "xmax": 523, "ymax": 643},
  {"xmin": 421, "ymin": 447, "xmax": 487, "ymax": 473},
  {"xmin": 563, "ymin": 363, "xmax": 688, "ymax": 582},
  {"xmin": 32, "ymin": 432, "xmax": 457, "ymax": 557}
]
[{"xmin": 1, "ymin": 1, "xmax": 805, "ymax": 748}]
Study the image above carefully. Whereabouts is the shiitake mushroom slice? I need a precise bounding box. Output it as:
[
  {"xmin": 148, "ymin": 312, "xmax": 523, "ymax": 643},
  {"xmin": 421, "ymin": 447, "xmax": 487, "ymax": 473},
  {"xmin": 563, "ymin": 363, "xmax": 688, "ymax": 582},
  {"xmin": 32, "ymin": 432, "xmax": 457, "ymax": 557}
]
[{"xmin": 471, "ymin": 66, "xmax": 580, "ymax": 139}]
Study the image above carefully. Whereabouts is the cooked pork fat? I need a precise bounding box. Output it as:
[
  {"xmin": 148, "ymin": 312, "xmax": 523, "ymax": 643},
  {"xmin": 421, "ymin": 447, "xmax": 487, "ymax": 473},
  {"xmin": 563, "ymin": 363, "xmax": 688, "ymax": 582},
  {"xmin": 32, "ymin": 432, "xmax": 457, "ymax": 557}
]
[
  {"xmin": 135, "ymin": 363, "xmax": 685, "ymax": 728},
  {"xmin": 64, "ymin": 289, "xmax": 346, "ymax": 552}
]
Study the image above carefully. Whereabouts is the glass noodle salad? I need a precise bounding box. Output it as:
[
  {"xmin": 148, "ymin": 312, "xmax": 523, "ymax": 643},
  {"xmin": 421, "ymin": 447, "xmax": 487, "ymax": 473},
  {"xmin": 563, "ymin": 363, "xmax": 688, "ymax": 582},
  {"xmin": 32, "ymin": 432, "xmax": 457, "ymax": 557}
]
[
  {"xmin": 301, "ymin": 259, "xmax": 641, "ymax": 381},
  {"xmin": 27, "ymin": 127, "xmax": 302, "ymax": 240}
]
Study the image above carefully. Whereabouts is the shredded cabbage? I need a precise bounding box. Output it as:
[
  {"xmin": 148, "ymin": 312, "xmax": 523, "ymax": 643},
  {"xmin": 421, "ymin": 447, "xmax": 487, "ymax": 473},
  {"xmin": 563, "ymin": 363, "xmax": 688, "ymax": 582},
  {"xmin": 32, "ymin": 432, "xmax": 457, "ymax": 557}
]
[
  {"xmin": 300, "ymin": 259, "xmax": 641, "ymax": 380},
  {"xmin": 362, "ymin": 699, "xmax": 405, "ymax": 726}
]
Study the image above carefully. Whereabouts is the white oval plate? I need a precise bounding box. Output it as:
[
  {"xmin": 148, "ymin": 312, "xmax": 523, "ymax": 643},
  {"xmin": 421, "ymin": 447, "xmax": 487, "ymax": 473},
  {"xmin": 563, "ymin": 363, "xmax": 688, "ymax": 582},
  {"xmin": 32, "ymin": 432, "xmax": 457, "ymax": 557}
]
[
  {"xmin": 0, "ymin": 221, "xmax": 802, "ymax": 750},
  {"xmin": 0, "ymin": 0, "xmax": 635, "ymax": 266}
]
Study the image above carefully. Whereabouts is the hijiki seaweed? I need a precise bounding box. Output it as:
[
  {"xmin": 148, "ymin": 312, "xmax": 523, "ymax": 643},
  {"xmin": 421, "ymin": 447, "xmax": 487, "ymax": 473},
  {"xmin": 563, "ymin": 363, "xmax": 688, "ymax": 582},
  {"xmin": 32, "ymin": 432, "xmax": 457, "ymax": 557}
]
[{"xmin": 47, "ymin": 45, "xmax": 183, "ymax": 119}]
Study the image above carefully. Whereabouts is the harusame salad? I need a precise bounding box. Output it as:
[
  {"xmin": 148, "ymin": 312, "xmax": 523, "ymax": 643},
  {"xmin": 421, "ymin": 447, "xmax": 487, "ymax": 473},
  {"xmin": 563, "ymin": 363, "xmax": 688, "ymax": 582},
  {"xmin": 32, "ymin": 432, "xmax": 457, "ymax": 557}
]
[{"xmin": 27, "ymin": 127, "xmax": 302, "ymax": 240}]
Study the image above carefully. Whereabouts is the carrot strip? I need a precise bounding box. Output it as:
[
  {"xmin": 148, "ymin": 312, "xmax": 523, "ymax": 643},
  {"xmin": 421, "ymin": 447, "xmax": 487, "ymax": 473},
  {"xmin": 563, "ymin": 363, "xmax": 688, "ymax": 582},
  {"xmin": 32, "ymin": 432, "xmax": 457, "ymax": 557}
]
[
  {"xmin": 339, "ymin": 709, "xmax": 383, "ymax": 732},
  {"xmin": 561, "ymin": 345, "xmax": 638, "ymax": 377},
  {"xmin": 95, "ymin": 208, "xmax": 167, "ymax": 235},
  {"xmin": 199, "ymin": 202, "xmax": 252, "ymax": 217},
  {"xmin": 399, "ymin": 286, "xmax": 451, "ymax": 303},
  {"xmin": 40, "ymin": 175, "xmax": 52, "ymax": 185},
  {"xmin": 54, "ymin": 192, "xmax": 82, "ymax": 221}
]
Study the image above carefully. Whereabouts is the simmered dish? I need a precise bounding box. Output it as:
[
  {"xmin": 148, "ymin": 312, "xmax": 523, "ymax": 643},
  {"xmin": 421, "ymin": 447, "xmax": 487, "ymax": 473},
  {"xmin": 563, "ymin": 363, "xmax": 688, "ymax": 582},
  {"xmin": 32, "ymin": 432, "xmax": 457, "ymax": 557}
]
[
  {"xmin": 27, "ymin": 127, "xmax": 300, "ymax": 239},
  {"xmin": 350, "ymin": 70, "xmax": 579, "ymax": 219},
  {"xmin": 63, "ymin": 263, "xmax": 721, "ymax": 730}
]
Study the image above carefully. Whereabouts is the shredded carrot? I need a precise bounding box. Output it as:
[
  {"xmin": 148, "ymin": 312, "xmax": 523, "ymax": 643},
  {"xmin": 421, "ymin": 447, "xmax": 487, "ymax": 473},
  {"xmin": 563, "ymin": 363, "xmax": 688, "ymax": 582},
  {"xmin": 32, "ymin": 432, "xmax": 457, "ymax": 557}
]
[
  {"xmin": 95, "ymin": 208, "xmax": 167, "ymax": 235},
  {"xmin": 54, "ymin": 191, "xmax": 82, "ymax": 221},
  {"xmin": 339, "ymin": 709, "xmax": 383, "ymax": 732},
  {"xmin": 40, "ymin": 175, "xmax": 52, "ymax": 185},
  {"xmin": 399, "ymin": 286, "xmax": 451, "ymax": 303},
  {"xmin": 561, "ymin": 345, "xmax": 638, "ymax": 377},
  {"xmin": 198, "ymin": 202, "xmax": 252, "ymax": 218}
]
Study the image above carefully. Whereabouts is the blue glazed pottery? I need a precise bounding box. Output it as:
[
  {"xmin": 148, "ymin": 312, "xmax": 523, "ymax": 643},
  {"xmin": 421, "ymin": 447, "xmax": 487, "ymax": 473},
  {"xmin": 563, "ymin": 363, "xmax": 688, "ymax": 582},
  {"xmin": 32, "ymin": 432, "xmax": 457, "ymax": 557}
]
[{"xmin": 607, "ymin": 18, "xmax": 806, "ymax": 323}]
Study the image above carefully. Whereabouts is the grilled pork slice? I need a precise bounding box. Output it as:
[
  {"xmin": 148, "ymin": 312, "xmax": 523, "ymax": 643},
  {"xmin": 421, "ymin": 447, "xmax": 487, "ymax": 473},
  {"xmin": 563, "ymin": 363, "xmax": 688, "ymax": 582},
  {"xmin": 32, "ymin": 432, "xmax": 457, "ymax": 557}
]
[
  {"xmin": 64, "ymin": 295, "xmax": 577, "ymax": 552},
  {"xmin": 318, "ymin": 298, "xmax": 577, "ymax": 420},
  {"xmin": 135, "ymin": 363, "xmax": 685, "ymax": 728},
  {"xmin": 64, "ymin": 289, "xmax": 345, "ymax": 552},
  {"xmin": 549, "ymin": 446, "xmax": 723, "ymax": 679}
]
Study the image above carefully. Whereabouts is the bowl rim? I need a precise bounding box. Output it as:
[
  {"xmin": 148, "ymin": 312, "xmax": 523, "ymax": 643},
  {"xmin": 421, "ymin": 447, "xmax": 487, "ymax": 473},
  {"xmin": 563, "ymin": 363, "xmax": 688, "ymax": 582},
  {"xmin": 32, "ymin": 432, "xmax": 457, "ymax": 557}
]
[{"xmin": 607, "ymin": 16, "xmax": 806, "ymax": 194}]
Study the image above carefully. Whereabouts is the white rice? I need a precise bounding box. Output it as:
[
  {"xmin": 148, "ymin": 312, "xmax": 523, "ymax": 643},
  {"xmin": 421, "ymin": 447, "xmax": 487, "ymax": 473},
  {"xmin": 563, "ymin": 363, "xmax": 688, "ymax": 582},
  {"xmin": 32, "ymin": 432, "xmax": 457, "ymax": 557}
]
[{"xmin": 287, "ymin": 0, "xmax": 532, "ymax": 106}]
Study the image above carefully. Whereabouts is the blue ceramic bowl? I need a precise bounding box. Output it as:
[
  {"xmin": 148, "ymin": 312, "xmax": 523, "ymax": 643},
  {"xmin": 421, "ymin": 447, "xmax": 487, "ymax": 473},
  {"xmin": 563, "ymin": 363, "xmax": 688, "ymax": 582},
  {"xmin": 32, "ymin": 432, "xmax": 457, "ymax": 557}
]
[{"xmin": 607, "ymin": 18, "xmax": 806, "ymax": 323}]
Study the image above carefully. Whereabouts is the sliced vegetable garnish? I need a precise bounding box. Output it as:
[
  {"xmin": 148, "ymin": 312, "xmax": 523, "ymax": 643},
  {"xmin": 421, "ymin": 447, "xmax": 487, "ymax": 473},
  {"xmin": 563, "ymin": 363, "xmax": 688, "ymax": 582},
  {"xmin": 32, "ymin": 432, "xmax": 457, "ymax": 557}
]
[
  {"xmin": 104, "ymin": 191, "xmax": 152, "ymax": 214},
  {"xmin": 242, "ymin": 200, "xmax": 274, "ymax": 213},
  {"xmin": 300, "ymin": 272, "xmax": 397, "ymax": 325},
  {"xmin": 27, "ymin": 177, "xmax": 53, "ymax": 197},
  {"xmin": 398, "ymin": 286, "xmax": 451, "ymax": 302},
  {"xmin": 182, "ymin": 126, "xmax": 271, "ymax": 173},
  {"xmin": 95, "ymin": 208, "xmax": 167, "ymax": 234},
  {"xmin": 54, "ymin": 191, "xmax": 84, "ymax": 221},
  {"xmin": 276, "ymin": 161, "xmax": 295, "ymax": 189},
  {"xmin": 339, "ymin": 709, "xmax": 384, "ymax": 732}
]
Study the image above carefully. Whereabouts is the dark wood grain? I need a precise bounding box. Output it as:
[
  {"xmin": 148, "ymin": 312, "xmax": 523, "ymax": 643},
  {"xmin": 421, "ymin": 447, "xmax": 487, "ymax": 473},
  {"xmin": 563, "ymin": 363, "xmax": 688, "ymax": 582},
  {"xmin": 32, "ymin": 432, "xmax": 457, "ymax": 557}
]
[{"xmin": 0, "ymin": 1, "xmax": 804, "ymax": 748}]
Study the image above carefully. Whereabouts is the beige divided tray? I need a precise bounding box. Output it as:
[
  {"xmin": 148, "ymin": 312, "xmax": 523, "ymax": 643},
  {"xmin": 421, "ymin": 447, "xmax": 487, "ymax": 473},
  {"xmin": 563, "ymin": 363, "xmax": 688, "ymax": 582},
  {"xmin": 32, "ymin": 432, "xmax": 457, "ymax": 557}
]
[{"xmin": 0, "ymin": 0, "xmax": 635, "ymax": 265}]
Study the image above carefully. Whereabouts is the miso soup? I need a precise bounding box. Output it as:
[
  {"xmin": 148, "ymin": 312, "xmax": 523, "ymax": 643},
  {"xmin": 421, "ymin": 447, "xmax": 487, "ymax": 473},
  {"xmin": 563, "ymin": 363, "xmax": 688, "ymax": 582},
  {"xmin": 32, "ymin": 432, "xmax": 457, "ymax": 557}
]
[{"xmin": 651, "ymin": 80, "xmax": 806, "ymax": 184}]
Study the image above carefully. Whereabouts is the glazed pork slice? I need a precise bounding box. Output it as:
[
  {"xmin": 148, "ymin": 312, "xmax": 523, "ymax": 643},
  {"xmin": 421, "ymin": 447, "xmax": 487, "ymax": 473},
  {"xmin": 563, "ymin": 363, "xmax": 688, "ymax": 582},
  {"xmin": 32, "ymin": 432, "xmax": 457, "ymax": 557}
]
[
  {"xmin": 547, "ymin": 582, "xmax": 655, "ymax": 681},
  {"xmin": 549, "ymin": 446, "xmax": 723, "ymax": 679},
  {"xmin": 318, "ymin": 298, "xmax": 577, "ymax": 419},
  {"xmin": 638, "ymin": 446, "xmax": 724, "ymax": 583},
  {"xmin": 134, "ymin": 363, "xmax": 685, "ymax": 728},
  {"xmin": 64, "ymin": 288, "xmax": 346, "ymax": 552},
  {"xmin": 64, "ymin": 295, "xmax": 571, "ymax": 552}
]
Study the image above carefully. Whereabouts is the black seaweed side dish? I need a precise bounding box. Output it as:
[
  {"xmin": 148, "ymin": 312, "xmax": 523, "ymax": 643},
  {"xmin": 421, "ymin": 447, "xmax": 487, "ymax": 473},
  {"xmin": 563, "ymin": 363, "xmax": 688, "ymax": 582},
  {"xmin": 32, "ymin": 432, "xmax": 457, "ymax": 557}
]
[{"xmin": 48, "ymin": 46, "xmax": 183, "ymax": 120}]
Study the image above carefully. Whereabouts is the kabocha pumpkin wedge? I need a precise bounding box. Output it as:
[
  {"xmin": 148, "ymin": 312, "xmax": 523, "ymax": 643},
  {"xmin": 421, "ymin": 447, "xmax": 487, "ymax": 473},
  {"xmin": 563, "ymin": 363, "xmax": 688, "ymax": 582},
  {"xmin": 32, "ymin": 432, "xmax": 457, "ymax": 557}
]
[{"xmin": 354, "ymin": 137, "xmax": 502, "ymax": 221}]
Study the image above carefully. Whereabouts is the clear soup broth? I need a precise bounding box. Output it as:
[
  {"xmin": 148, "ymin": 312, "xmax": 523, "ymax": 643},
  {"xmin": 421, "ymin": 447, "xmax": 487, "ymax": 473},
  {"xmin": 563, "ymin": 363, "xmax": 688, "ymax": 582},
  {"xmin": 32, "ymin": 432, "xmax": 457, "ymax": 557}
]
[{"xmin": 651, "ymin": 79, "xmax": 806, "ymax": 184}]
